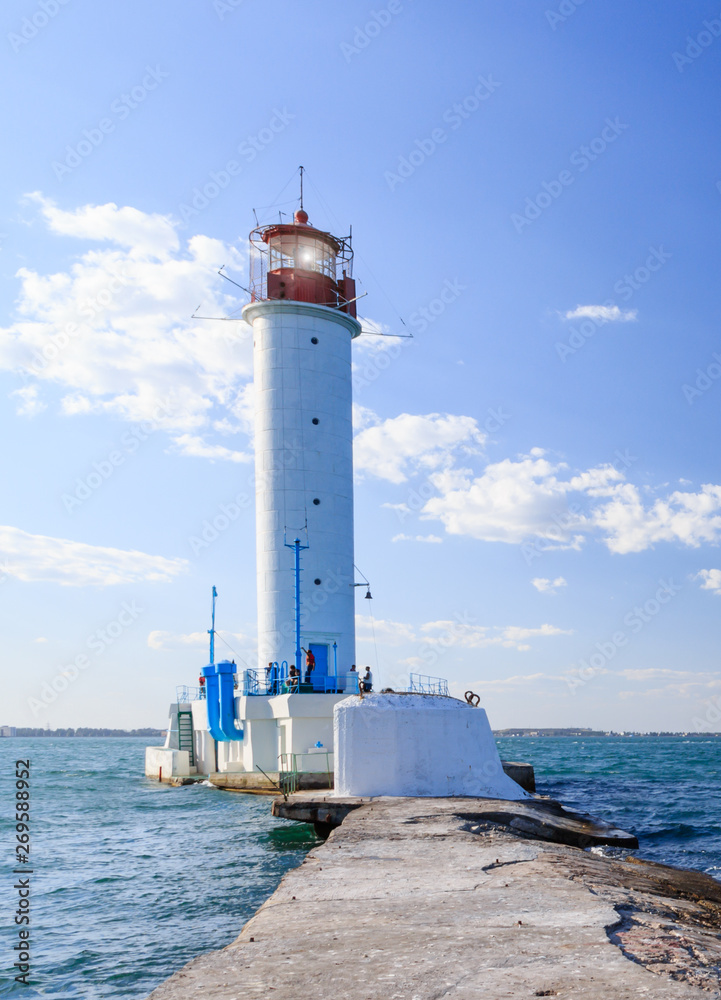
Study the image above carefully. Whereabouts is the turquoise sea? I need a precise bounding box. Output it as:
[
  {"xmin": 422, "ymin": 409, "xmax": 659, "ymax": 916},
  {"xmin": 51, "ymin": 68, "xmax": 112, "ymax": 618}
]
[{"xmin": 1, "ymin": 735, "xmax": 719, "ymax": 999}]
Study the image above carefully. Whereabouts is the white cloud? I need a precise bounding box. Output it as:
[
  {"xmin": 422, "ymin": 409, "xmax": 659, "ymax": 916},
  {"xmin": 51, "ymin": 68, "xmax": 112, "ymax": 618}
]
[
  {"xmin": 171, "ymin": 434, "xmax": 252, "ymax": 463},
  {"xmin": 354, "ymin": 616, "xmax": 417, "ymax": 646},
  {"xmin": 11, "ymin": 385, "xmax": 46, "ymax": 417},
  {"xmin": 619, "ymin": 674, "xmax": 721, "ymax": 699},
  {"xmin": 353, "ymin": 315, "xmax": 402, "ymax": 350},
  {"xmin": 0, "ymin": 525, "xmax": 187, "ymax": 586},
  {"xmin": 355, "ymin": 615, "xmax": 571, "ymax": 653},
  {"xmin": 697, "ymin": 569, "xmax": 721, "ymax": 595},
  {"xmin": 593, "ymin": 483, "xmax": 721, "ymax": 553},
  {"xmin": 352, "ymin": 403, "xmax": 379, "ymax": 431},
  {"xmin": 421, "ymin": 451, "xmax": 605, "ymax": 546},
  {"xmin": 456, "ymin": 672, "xmax": 561, "ymax": 694},
  {"xmin": 416, "ymin": 449, "xmax": 721, "ymax": 554},
  {"xmin": 353, "ymin": 411, "xmax": 486, "ymax": 484},
  {"xmin": 3, "ymin": 194, "xmax": 252, "ymax": 460},
  {"xmin": 564, "ymin": 305, "xmax": 637, "ymax": 322},
  {"xmin": 419, "ymin": 621, "xmax": 571, "ymax": 650},
  {"xmin": 617, "ymin": 668, "xmax": 719, "ymax": 682},
  {"xmin": 28, "ymin": 193, "xmax": 180, "ymax": 258},
  {"xmin": 392, "ymin": 533, "xmax": 443, "ymax": 544},
  {"xmin": 532, "ymin": 576, "xmax": 567, "ymax": 594},
  {"xmin": 148, "ymin": 630, "xmax": 245, "ymax": 651}
]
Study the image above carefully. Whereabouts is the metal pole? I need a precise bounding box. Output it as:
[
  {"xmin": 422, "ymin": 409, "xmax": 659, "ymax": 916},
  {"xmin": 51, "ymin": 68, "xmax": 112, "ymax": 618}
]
[
  {"xmin": 293, "ymin": 539, "xmax": 302, "ymax": 674},
  {"xmin": 209, "ymin": 585, "xmax": 217, "ymax": 664},
  {"xmin": 284, "ymin": 535, "xmax": 309, "ymax": 682},
  {"xmin": 333, "ymin": 641, "xmax": 337, "ymax": 677}
]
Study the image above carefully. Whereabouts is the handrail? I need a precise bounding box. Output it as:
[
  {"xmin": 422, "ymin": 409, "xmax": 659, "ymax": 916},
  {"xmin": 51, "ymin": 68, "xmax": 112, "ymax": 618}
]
[
  {"xmin": 408, "ymin": 673, "xmax": 449, "ymax": 696},
  {"xmin": 278, "ymin": 750, "xmax": 334, "ymax": 794},
  {"xmin": 242, "ymin": 663, "xmax": 357, "ymax": 696},
  {"xmin": 175, "ymin": 685, "xmax": 202, "ymax": 703}
]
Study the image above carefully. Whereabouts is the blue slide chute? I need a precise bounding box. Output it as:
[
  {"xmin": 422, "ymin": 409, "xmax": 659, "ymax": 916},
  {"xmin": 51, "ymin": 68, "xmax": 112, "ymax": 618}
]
[{"xmin": 202, "ymin": 661, "xmax": 244, "ymax": 742}]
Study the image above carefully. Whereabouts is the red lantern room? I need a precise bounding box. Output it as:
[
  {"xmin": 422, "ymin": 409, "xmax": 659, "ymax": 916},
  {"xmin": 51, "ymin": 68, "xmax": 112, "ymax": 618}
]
[{"xmin": 249, "ymin": 208, "xmax": 357, "ymax": 318}]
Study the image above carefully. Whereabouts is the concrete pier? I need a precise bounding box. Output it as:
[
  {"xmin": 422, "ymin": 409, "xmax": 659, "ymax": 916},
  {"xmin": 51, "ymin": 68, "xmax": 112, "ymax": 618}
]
[
  {"xmin": 203, "ymin": 760, "xmax": 535, "ymax": 795},
  {"xmin": 148, "ymin": 797, "xmax": 721, "ymax": 999}
]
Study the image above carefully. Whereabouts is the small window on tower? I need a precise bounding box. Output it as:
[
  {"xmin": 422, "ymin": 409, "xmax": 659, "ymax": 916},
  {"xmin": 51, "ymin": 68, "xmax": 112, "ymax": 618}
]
[
  {"xmin": 312, "ymin": 418, "xmax": 319, "ymax": 425},
  {"xmin": 311, "ymin": 337, "xmax": 318, "ymax": 344},
  {"xmin": 313, "ymin": 498, "xmax": 320, "ymax": 505}
]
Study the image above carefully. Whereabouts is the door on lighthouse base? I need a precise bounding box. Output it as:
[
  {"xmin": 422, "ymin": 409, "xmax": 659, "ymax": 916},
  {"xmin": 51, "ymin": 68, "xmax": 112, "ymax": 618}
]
[{"xmin": 309, "ymin": 643, "xmax": 329, "ymax": 692}]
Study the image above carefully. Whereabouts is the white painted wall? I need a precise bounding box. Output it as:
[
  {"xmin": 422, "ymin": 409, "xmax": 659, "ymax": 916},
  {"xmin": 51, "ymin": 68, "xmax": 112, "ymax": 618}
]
[
  {"xmin": 242, "ymin": 300, "xmax": 361, "ymax": 676},
  {"xmin": 175, "ymin": 690, "xmax": 346, "ymax": 775},
  {"xmin": 217, "ymin": 740, "xmax": 245, "ymax": 773},
  {"xmin": 163, "ymin": 703, "xmax": 184, "ymax": 749},
  {"xmin": 145, "ymin": 747, "xmax": 192, "ymax": 779},
  {"xmin": 334, "ymin": 694, "xmax": 530, "ymax": 800}
]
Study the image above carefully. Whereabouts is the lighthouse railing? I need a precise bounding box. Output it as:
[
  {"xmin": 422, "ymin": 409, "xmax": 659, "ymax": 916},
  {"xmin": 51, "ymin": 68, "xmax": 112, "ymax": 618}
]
[
  {"xmin": 175, "ymin": 685, "xmax": 202, "ymax": 703},
  {"xmin": 407, "ymin": 673, "xmax": 449, "ymax": 697},
  {"xmin": 241, "ymin": 664, "xmax": 361, "ymax": 695}
]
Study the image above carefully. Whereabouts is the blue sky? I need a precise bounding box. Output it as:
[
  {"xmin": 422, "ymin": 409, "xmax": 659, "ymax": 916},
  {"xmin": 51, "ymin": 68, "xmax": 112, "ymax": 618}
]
[{"xmin": 2, "ymin": 0, "xmax": 721, "ymax": 732}]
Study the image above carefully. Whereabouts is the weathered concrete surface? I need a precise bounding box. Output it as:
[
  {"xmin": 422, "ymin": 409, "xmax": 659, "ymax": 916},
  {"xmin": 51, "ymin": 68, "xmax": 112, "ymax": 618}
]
[
  {"xmin": 207, "ymin": 771, "xmax": 333, "ymax": 795},
  {"xmin": 148, "ymin": 799, "xmax": 721, "ymax": 1000},
  {"xmin": 207, "ymin": 760, "xmax": 536, "ymax": 794},
  {"xmin": 273, "ymin": 791, "xmax": 639, "ymax": 849},
  {"xmin": 501, "ymin": 760, "xmax": 536, "ymax": 793}
]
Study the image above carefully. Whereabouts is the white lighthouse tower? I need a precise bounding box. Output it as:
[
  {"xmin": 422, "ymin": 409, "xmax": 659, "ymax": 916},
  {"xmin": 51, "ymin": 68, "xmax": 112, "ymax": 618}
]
[
  {"xmin": 242, "ymin": 203, "xmax": 361, "ymax": 685},
  {"xmin": 146, "ymin": 194, "xmax": 366, "ymax": 785},
  {"xmin": 146, "ymin": 191, "xmax": 532, "ymax": 802}
]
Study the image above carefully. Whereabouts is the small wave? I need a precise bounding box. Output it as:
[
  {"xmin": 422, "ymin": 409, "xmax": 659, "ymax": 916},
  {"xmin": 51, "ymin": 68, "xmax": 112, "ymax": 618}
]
[
  {"xmin": 588, "ymin": 845, "xmax": 635, "ymax": 861},
  {"xmin": 642, "ymin": 823, "xmax": 697, "ymax": 841}
]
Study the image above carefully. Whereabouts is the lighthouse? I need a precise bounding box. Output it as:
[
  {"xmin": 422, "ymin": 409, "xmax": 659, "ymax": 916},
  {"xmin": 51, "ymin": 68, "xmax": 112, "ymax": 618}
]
[
  {"xmin": 242, "ymin": 203, "xmax": 361, "ymax": 686},
  {"xmin": 146, "ymin": 190, "xmax": 531, "ymax": 803}
]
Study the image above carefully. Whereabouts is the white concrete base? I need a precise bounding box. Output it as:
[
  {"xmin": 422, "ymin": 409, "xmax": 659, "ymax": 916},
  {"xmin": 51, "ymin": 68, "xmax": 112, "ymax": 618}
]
[
  {"xmin": 145, "ymin": 747, "xmax": 194, "ymax": 779},
  {"xmin": 163, "ymin": 691, "xmax": 347, "ymax": 779},
  {"xmin": 333, "ymin": 693, "xmax": 529, "ymax": 800}
]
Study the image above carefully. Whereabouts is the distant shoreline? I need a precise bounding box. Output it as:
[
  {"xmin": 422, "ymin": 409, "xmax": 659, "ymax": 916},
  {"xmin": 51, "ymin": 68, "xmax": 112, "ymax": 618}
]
[
  {"xmin": 3, "ymin": 728, "xmax": 165, "ymax": 738},
  {"xmin": 494, "ymin": 729, "xmax": 721, "ymax": 737}
]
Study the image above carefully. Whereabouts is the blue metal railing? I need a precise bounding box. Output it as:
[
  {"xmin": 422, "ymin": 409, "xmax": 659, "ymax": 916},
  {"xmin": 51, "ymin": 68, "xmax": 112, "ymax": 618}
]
[
  {"xmin": 176, "ymin": 685, "xmax": 202, "ymax": 703},
  {"xmin": 241, "ymin": 663, "xmax": 358, "ymax": 696},
  {"xmin": 242, "ymin": 670, "xmax": 261, "ymax": 696},
  {"xmin": 345, "ymin": 673, "xmax": 360, "ymax": 694},
  {"xmin": 407, "ymin": 673, "xmax": 449, "ymax": 696}
]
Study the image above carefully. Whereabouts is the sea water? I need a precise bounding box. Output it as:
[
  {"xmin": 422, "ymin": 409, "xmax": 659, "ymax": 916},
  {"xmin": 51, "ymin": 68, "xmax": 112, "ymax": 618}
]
[
  {"xmin": 496, "ymin": 734, "xmax": 721, "ymax": 878},
  {"xmin": 1, "ymin": 735, "xmax": 719, "ymax": 999}
]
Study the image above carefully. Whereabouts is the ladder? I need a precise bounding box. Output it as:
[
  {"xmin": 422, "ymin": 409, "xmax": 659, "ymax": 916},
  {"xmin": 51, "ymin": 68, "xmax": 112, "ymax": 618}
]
[{"xmin": 177, "ymin": 711, "xmax": 195, "ymax": 767}]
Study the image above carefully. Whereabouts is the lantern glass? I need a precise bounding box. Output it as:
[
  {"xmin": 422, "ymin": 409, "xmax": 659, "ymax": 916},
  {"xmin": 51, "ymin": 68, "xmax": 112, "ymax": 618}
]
[{"xmin": 268, "ymin": 232, "xmax": 336, "ymax": 278}]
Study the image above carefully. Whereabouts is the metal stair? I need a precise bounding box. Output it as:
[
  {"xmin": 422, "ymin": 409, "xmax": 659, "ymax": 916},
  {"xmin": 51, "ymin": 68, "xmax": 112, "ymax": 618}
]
[{"xmin": 177, "ymin": 710, "xmax": 195, "ymax": 767}]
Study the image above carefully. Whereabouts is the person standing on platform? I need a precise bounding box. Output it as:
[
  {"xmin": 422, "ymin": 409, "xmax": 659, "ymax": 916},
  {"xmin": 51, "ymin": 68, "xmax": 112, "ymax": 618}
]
[
  {"xmin": 362, "ymin": 666, "xmax": 373, "ymax": 692},
  {"xmin": 301, "ymin": 647, "xmax": 315, "ymax": 684}
]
